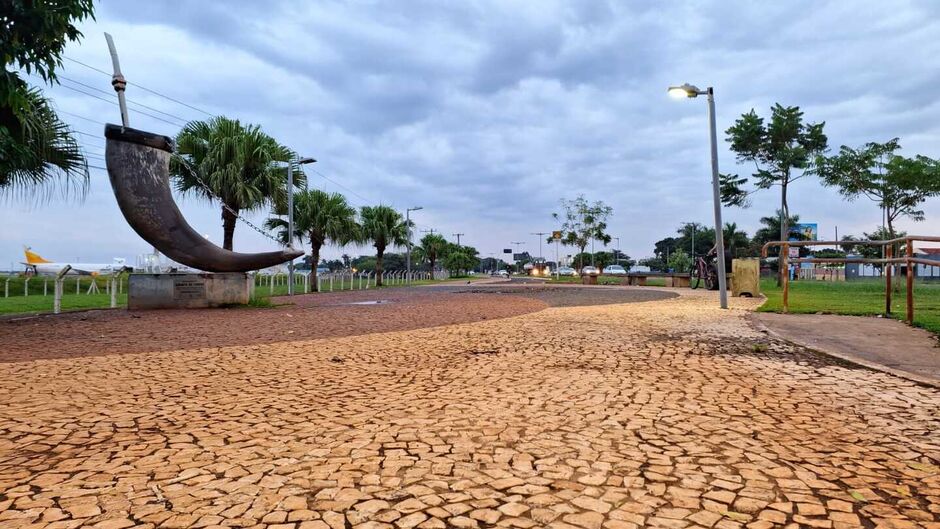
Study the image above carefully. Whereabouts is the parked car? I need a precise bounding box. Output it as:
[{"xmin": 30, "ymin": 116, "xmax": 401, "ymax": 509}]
[
  {"xmin": 581, "ymin": 266, "xmax": 600, "ymax": 275},
  {"xmin": 557, "ymin": 266, "xmax": 578, "ymax": 277},
  {"xmin": 602, "ymin": 265, "xmax": 627, "ymax": 275},
  {"xmin": 495, "ymin": 270, "xmax": 509, "ymax": 277}
]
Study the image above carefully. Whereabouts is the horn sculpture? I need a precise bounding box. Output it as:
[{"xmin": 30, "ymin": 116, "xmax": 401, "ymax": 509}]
[{"xmin": 105, "ymin": 123, "xmax": 303, "ymax": 272}]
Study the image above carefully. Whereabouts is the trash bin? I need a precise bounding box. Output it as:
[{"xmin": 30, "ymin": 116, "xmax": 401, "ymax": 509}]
[
  {"xmin": 731, "ymin": 258, "xmax": 759, "ymax": 297},
  {"xmin": 582, "ymin": 274, "xmax": 598, "ymax": 285}
]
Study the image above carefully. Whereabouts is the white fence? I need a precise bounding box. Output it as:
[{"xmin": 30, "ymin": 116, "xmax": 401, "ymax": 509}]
[{"xmin": 252, "ymin": 270, "xmax": 439, "ymax": 294}]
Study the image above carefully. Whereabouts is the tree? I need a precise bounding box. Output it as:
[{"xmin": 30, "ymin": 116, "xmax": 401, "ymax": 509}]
[
  {"xmin": 667, "ymin": 250, "xmax": 692, "ymax": 273},
  {"xmin": 592, "ymin": 251, "xmax": 614, "ymax": 271},
  {"xmin": 360, "ymin": 206, "xmax": 409, "ymax": 286},
  {"xmin": 749, "ymin": 210, "xmax": 803, "ymax": 257},
  {"xmin": 722, "ymin": 104, "xmax": 828, "ymax": 249},
  {"xmin": 443, "ymin": 248, "xmax": 479, "ymax": 275},
  {"xmin": 638, "ymin": 257, "xmax": 665, "ymax": 271},
  {"xmin": 265, "ymin": 189, "xmax": 359, "ymax": 291},
  {"xmin": 1, "ymin": 87, "xmax": 87, "ymax": 200},
  {"xmin": 171, "ymin": 117, "xmax": 303, "ymax": 250},
  {"xmin": 552, "ymin": 195, "xmax": 613, "ymax": 271},
  {"xmin": 414, "ymin": 233, "xmax": 448, "ymax": 277},
  {"xmin": 722, "ymin": 222, "xmax": 750, "ymax": 257},
  {"xmin": 840, "ymin": 227, "xmax": 908, "ymax": 272},
  {"xmin": 816, "ymin": 139, "xmax": 940, "ymax": 240},
  {"xmin": 2, "ymin": 0, "xmax": 95, "ymax": 200}
]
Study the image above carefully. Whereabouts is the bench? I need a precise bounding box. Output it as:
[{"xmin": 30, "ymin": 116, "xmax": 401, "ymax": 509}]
[{"xmin": 624, "ymin": 272, "xmax": 690, "ymax": 288}]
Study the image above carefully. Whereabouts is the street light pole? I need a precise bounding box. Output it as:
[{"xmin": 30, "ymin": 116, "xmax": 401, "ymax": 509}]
[
  {"xmin": 668, "ymin": 83, "xmax": 728, "ymax": 309},
  {"xmin": 613, "ymin": 236, "xmax": 621, "ymax": 265},
  {"xmin": 531, "ymin": 232, "xmax": 548, "ymax": 260},
  {"xmin": 406, "ymin": 206, "xmax": 423, "ymax": 281},
  {"xmin": 287, "ymin": 157, "xmax": 316, "ymax": 296}
]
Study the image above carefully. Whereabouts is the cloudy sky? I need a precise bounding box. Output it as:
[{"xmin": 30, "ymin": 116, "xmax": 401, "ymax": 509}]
[{"xmin": 5, "ymin": 0, "xmax": 940, "ymax": 270}]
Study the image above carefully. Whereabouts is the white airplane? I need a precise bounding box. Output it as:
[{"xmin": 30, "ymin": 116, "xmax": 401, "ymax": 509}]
[{"xmin": 22, "ymin": 247, "xmax": 130, "ymax": 276}]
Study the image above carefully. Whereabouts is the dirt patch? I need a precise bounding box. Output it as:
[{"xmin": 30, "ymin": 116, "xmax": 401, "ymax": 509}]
[{"xmin": 0, "ymin": 289, "xmax": 547, "ymax": 363}]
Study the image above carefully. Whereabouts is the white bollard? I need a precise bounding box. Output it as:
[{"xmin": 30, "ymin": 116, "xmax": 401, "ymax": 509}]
[
  {"xmin": 110, "ymin": 276, "xmax": 117, "ymax": 308},
  {"xmin": 270, "ymin": 275, "xmax": 274, "ymax": 295},
  {"xmin": 24, "ymin": 277, "xmax": 29, "ymax": 297},
  {"xmin": 330, "ymin": 274, "xmax": 334, "ymax": 292},
  {"xmin": 44, "ymin": 279, "xmax": 48, "ymax": 296},
  {"xmin": 76, "ymin": 277, "xmax": 80, "ymax": 295},
  {"xmin": 4, "ymin": 278, "xmax": 8, "ymax": 298}
]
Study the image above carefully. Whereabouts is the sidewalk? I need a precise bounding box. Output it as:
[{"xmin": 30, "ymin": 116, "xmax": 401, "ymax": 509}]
[{"xmin": 751, "ymin": 311, "xmax": 940, "ymax": 387}]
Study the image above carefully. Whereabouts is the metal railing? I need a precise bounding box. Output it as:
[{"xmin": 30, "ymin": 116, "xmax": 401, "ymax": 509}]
[{"xmin": 762, "ymin": 235, "xmax": 940, "ymax": 323}]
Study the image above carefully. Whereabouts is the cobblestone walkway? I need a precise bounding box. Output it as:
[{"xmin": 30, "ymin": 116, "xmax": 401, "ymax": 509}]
[{"xmin": 1, "ymin": 291, "xmax": 938, "ymax": 528}]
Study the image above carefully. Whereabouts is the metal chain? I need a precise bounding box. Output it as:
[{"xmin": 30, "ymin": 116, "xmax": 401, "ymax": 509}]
[{"xmin": 179, "ymin": 163, "xmax": 290, "ymax": 248}]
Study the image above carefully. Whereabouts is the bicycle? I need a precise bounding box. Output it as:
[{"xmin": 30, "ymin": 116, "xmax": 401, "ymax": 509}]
[{"xmin": 689, "ymin": 254, "xmax": 719, "ymax": 290}]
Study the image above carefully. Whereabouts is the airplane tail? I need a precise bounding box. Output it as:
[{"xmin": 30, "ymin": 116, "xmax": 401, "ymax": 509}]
[{"xmin": 23, "ymin": 247, "xmax": 52, "ymax": 265}]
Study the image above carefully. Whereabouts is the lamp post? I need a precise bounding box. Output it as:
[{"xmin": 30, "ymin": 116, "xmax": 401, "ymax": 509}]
[
  {"xmin": 406, "ymin": 206, "xmax": 423, "ymax": 281},
  {"xmin": 668, "ymin": 83, "xmax": 728, "ymax": 309},
  {"xmin": 612, "ymin": 236, "xmax": 621, "ymax": 266},
  {"xmin": 287, "ymin": 156, "xmax": 316, "ymax": 295},
  {"xmin": 681, "ymin": 222, "xmax": 697, "ymax": 256}
]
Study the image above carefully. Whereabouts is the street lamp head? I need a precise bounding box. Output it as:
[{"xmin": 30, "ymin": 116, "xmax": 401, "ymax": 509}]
[
  {"xmin": 667, "ymin": 83, "xmax": 703, "ymax": 99},
  {"xmin": 409, "ymin": 206, "xmax": 424, "ymax": 212},
  {"xmin": 297, "ymin": 157, "xmax": 317, "ymax": 165}
]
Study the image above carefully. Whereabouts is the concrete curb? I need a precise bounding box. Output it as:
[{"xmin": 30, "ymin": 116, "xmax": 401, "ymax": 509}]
[{"xmin": 747, "ymin": 313, "xmax": 940, "ymax": 390}]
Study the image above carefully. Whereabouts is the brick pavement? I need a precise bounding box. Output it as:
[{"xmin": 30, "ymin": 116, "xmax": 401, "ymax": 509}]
[{"xmin": 0, "ymin": 290, "xmax": 937, "ymax": 528}]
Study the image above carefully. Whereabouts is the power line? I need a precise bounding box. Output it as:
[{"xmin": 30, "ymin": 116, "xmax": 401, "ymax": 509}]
[
  {"xmin": 57, "ymin": 75, "xmax": 192, "ymax": 125},
  {"xmin": 59, "ymin": 109, "xmax": 107, "ymax": 126},
  {"xmin": 310, "ymin": 167, "xmax": 377, "ymax": 205},
  {"xmin": 52, "ymin": 82, "xmax": 187, "ymax": 128},
  {"xmin": 64, "ymin": 56, "xmax": 215, "ymax": 117}
]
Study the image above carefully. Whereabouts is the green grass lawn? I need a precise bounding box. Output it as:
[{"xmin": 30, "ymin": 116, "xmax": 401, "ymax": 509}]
[
  {"xmin": 0, "ymin": 275, "xmax": 128, "ymax": 315},
  {"xmin": 759, "ymin": 277, "xmax": 940, "ymax": 335},
  {"xmin": 0, "ymin": 292, "xmax": 127, "ymax": 315}
]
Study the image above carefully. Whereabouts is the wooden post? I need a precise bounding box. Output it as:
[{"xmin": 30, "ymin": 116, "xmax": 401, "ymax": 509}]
[
  {"xmin": 906, "ymin": 239, "xmax": 914, "ymax": 324},
  {"xmin": 781, "ymin": 243, "xmax": 789, "ymax": 313},
  {"xmin": 885, "ymin": 244, "xmax": 892, "ymax": 315},
  {"xmin": 110, "ymin": 276, "xmax": 117, "ymax": 308},
  {"xmin": 54, "ymin": 278, "xmax": 63, "ymax": 314}
]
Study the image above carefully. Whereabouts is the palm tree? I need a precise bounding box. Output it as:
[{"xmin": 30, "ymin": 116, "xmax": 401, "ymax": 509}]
[
  {"xmin": 360, "ymin": 205, "xmax": 409, "ymax": 286},
  {"xmin": 722, "ymin": 222, "xmax": 750, "ymax": 257},
  {"xmin": 170, "ymin": 116, "xmax": 303, "ymax": 250},
  {"xmin": 1, "ymin": 86, "xmax": 88, "ymax": 201},
  {"xmin": 415, "ymin": 233, "xmax": 448, "ymax": 278},
  {"xmin": 751, "ymin": 210, "xmax": 801, "ymax": 256},
  {"xmin": 265, "ymin": 189, "xmax": 359, "ymax": 291}
]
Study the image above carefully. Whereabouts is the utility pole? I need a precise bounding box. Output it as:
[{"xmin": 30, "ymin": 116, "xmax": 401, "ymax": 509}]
[
  {"xmin": 406, "ymin": 206, "xmax": 423, "ymax": 281},
  {"xmin": 612, "ymin": 236, "xmax": 621, "ymax": 265},
  {"xmin": 422, "ymin": 229, "xmax": 436, "ymax": 235},
  {"xmin": 452, "ymin": 233, "xmax": 465, "ymax": 247},
  {"xmin": 510, "ymin": 241, "xmax": 525, "ymax": 274},
  {"xmin": 531, "ymin": 232, "xmax": 548, "ymax": 260}
]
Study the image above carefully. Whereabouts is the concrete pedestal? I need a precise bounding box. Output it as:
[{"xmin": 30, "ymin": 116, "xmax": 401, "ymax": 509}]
[{"xmin": 128, "ymin": 273, "xmax": 254, "ymax": 310}]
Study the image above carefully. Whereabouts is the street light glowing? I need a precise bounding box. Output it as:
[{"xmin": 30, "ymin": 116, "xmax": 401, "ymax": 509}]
[{"xmin": 667, "ymin": 83, "xmax": 702, "ymax": 99}]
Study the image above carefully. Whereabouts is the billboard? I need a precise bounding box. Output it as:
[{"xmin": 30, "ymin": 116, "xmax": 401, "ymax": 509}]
[
  {"xmin": 503, "ymin": 248, "xmax": 512, "ymax": 253},
  {"xmin": 789, "ymin": 223, "xmax": 817, "ymax": 241}
]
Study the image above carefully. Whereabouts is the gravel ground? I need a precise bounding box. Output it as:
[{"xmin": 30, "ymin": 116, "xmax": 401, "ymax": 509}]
[{"xmin": 0, "ymin": 288, "xmax": 937, "ymax": 528}]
